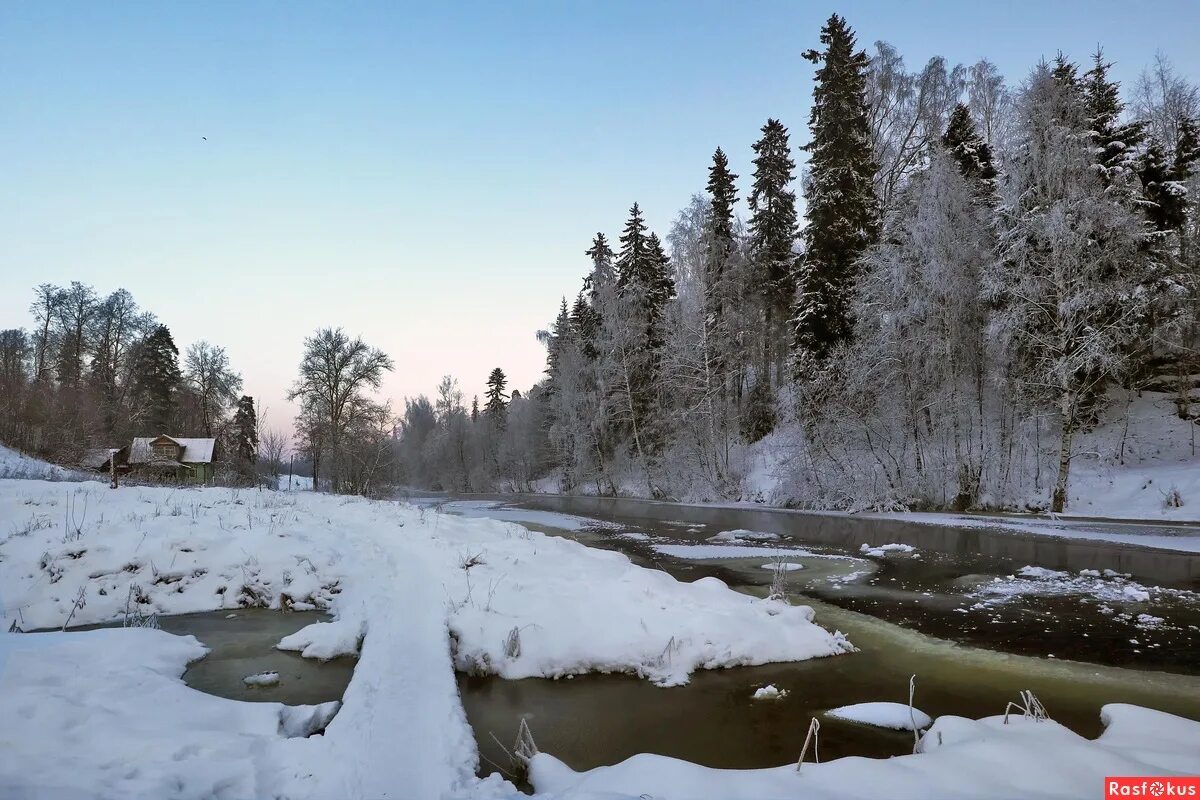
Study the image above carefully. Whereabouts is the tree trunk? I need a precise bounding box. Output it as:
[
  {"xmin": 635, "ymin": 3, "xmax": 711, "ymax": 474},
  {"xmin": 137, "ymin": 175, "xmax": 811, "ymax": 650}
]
[{"xmin": 1052, "ymin": 391, "xmax": 1074, "ymax": 513}]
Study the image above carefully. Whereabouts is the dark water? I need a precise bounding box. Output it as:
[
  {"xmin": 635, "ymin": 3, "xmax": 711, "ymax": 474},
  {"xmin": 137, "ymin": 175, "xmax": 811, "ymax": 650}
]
[
  {"xmin": 499, "ymin": 499, "xmax": 1200, "ymax": 673},
  {"xmin": 73, "ymin": 609, "xmax": 355, "ymax": 706},
  {"xmin": 442, "ymin": 498, "xmax": 1200, "ymax": 779}
]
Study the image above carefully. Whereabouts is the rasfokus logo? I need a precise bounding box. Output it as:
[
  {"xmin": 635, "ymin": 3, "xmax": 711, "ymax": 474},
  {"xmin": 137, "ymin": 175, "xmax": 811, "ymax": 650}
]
[{"xmin": 1106, "ymin": 777, "xmax": 1200, "ymax": 798}]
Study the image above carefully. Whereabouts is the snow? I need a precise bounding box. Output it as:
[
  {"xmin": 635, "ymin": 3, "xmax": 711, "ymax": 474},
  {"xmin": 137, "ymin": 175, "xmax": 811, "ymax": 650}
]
[
  {"xmin": 969, "ymin": 565, "xmax": 1196, "ymax": 607},
  {"xmin": 243, "ymin": 670, "xmax": 280, "ymax": 686},
  {"xmin": 752, "ymin": 684, "xmax": 788, "ymax": 700},
  {"xmin": 859, "ymin": 542, "xmax": 917, "ymax": 557},
  {"xmin": 879, "ymin": 511, "xmax": 1200, "ymax": 553},
  {"xmin": 276, "ymin": 474, "xmax": 315, "ymax": 491},
  {"xmin": 530, "ymin": 704, "xmax": 1200, "ymax": 800},
  {"xmin": 708, "ymin": 529, "xmax": 782, "ymax": 542},
  {"xmin": 761, "ymin": 562, "xmax": 804, "ymax": 571},
  {"xmin": 827, "ymin": 701, "xmax": 932, "ymax": 730},
  {"xmin": 652, "ymin": 544, "xmax": 850, "ymax": 560},
  {"xmin": 0, "ymin": 443, "xmax": 76, "ymax": 481},
  {"xmin": 441, "ymin": 499, "xmax": 620, "ymax": 531},
  {"xmin": 0, "ymin": 477, "xmax": 853, "ymax": 797}
]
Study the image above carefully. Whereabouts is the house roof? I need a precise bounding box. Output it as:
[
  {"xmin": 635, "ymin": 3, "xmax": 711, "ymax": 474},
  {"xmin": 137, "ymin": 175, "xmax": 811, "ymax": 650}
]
[
  {"xmin": 129, "ymin": 436, "xmax": 216, "ymax": 465},
  {"xmin": 81, "ymin": 448, "xmax": 122, "ymax": 469}
]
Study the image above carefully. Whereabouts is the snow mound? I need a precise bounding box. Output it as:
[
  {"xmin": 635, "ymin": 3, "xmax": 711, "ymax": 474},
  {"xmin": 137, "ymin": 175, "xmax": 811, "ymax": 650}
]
[
  {"xmin": 752, "ymin": 684, "xmax": 788, "ymax": 700},
  {"xmin": 530, "ymin": 704, "xmax": 1200, "ymax": 800},
  {"xmin": 708, "ymin": 529, "xmax": 781, "ymax": 542},
  {"xmin": 860, "ymin": 542, "xmax": 917, "ymax": 557},
  {"xmin": 243, "ymin": 670, "xmax": 280, "ymax": 687},
  {"xmin": 827, "ymin": 701, "xmax": 931, "ymax": 730}
]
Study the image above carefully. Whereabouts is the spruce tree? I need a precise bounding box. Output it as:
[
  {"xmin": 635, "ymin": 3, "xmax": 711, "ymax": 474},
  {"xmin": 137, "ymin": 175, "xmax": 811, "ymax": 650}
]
[
  {"xmin": 471, "ymin": 396, "xmax": 479, "ymax": 422},
  {"xmin": 484, "ymin": 367, "xmax": 508, "ymax": 423},
  {"xmin": 231, "ymin": 395, "xmax": 258, "ymax": 466},
  {"xmin": 132, "ymin": 324, "xmax": 181, "ymax": 432},
  {"xmin": 570, "ymin": 292, "xmax": 599, "ymax": 360},
  {"xmin": 942, "ymin": 103, "xmax": 997, "ymax": 184},
  {"xmin": 545, "ymin": 298, "xmax": 572, "ymax": 387},
  {"xmin": 795, "ymin": 14, "xmax": 879, "ymax": 365},
  {"xmin": 584, "ymin": 232, "xmax": 615, "ymax": 306},
  {"xmin": 705, "ymin": 148, "xmax": 738, "ymax": 337},
  {"xmin": 748, "ymin": 119, "xmax": 797, "ymax": 382},
  {"xmin": 1082, "ymin": 50, "xmax": 1144, "ymax": 192},
  {"xmin": 616, "ymin": 203, "xmax": 650, "ymax": 292},
  {"xmin": 1141, "ymin": 139, "xmax": 1183, "ymax": 231}
]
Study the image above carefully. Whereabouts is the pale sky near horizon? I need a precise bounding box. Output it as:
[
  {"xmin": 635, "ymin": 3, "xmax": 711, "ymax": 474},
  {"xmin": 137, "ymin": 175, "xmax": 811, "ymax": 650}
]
[{"xmin": 3, "ymin": 1, "xmax": 1199, "ymax": 438}]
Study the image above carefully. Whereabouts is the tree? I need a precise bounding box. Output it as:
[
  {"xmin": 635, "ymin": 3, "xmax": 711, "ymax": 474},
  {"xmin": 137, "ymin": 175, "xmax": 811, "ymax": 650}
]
[
  {"xmin": 942, "ymin": 103, "xmax": 997, "ymax": 184},
  {"xmin": 704, "ymin": 147, "xmax": 738, "ymax": 353},
  {"xmin": 747, "ymin": 118, "xmax": 797, "ymax": 384},
  {"xmin": 54, "ymin": 282, "xmax": 96, "ymax": 390},
  {"xmin": 183, "ymin": 341, "xmax": 243, "ymax": 437},
  {"xmin": 866, "ymin": 42, "xmax": 965, "ymax": 212},
  {"xmin": 231, "ymin": 395, "xmax": 258, "ymax": 471},
  {"xmin": 1132, "ymin": 53, "xmax": 1200, "ymax": 150},
  {"xmin": 795, "ymin": 15, "xmax": 880, "ymax": 365},
  {"xmin": 1083, "ymin": 50, "xmax": 1144, "ymax": 193},
  {"xmin": 993, "ymin": 62, "xmax": 1163, "ymax": 512},
  {"xmin": 484, "ymin": 367, "xmax": 509, "ymax": 423},
  {"xmin": 259, "ymin": 427, "xmax": 289, "ymax": 479},
  {"xmin": 288, "ymin": 328, "xmax": 394, "ymax": 493},
  {"xmin": 29, "ymin": 284, "xmax": 64, "ymax": 384},
  {"xmin": 131, "ymin": 325, "xmax": 181, "ymax": 433}
]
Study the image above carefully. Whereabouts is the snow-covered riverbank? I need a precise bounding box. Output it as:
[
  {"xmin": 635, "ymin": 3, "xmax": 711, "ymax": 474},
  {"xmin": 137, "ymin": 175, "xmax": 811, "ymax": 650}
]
[{"xmin": 0, "ymin": 477, "xmax": 850, "ymax": 798}]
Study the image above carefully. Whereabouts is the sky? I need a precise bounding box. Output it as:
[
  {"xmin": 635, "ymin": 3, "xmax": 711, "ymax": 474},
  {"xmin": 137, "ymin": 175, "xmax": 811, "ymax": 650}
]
[{"xmin": 3, "ymin": 0, "xmax": 1199, "ymax": 438}]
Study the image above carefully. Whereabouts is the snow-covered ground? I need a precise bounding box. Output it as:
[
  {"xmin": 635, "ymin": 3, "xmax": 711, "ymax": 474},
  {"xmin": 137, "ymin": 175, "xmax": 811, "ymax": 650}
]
[
  {"xmin": 1, "ymin": 462, "xmax": 1197, "ymax": 799},
  {"xmin": 0, "ymin": 443, "xmax": 78, "ymax": 481},
  {"xmin": 0, "ymin": 477, "xmax": 851, "ymax": 798}
]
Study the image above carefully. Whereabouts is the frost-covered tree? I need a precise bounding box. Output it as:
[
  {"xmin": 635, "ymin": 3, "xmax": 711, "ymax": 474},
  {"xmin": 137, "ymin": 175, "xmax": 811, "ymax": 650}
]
[
  {"xmin": 865, "ymin": 42, "xmax": 965, "ymax": 212},
  {"xmin": 849, "ymin": 146, "xmax": 995, "ymax": 507},
  {"xmin": 992, "ymin": 62, "xmax": 1164, "ymax": 512},
  {"xmin": 795, "ymin": 15, "xmax": 879, "ymax": 366}
]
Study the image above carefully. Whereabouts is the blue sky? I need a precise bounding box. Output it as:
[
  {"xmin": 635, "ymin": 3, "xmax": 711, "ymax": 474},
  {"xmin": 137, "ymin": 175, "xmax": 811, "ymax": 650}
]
[{"xmin": 3, "ymin": 1, "xmax": 1198, "ymax": 433}]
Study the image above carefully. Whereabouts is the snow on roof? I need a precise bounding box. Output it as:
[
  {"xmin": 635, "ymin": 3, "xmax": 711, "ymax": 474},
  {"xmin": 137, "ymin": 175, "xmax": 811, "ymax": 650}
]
[
  {"xmin": 129, "ymin": 436, "xmax": 216, "ymax": 464},
  {"xmin": 81, "ymin": 448, "xmax": 121, "ymax": 469}
]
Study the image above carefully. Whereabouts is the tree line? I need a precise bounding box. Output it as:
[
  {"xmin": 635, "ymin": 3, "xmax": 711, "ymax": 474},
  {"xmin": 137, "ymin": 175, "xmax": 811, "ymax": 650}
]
[
  {"xmin": 1, "ymin": 282, "xmax": 267, "ymax": 479},
  {"xmin": 395, "ymin": 15, "xmax": 1200, "ymax": 512}
]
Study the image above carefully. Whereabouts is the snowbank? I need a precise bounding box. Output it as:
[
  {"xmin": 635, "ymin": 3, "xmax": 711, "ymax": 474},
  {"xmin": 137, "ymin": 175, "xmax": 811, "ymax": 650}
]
[
  {"xmin": 0, "ymin": 627, "xmax": 338, "ymax": 799},
  {"xmin": 530, "ymin": 704, "xmax": 1200, "ymax": 800},
  {"xmin": 0, "ymin": 443, "xmax": 76, "ymax": 481},
  {"xmin": 827, "ymin": 701, "xmax": 931, "ymax": 730}
]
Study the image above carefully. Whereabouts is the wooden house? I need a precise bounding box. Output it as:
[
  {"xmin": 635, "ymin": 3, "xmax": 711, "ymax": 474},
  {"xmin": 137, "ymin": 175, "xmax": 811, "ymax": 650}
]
[
  {"xmin": 128, "ymin": 435, "xmax": 217, "ymax": 483},
  {"xmin": 81, "ymin": 446, "xmax": 129, "ymax": 473}
]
